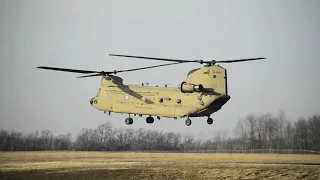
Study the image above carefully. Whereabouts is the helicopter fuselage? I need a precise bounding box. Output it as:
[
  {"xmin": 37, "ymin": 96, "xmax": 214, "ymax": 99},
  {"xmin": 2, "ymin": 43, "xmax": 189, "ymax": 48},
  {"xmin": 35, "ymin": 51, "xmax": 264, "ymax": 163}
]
[
  {"xmin": 90, "ymin": 85, "xmax": 230, "ymax": 118},
  {"xmin": 90, "ymin": 65, "xmax": 230, "ymax": 119}
]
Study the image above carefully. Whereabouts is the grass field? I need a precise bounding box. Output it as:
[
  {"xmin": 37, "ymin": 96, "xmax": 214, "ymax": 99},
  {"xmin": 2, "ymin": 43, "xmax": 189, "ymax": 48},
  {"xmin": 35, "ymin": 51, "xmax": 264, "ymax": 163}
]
[{"xmin": 0, "ymin": 151, "xmax": 320, "ymax": 180}]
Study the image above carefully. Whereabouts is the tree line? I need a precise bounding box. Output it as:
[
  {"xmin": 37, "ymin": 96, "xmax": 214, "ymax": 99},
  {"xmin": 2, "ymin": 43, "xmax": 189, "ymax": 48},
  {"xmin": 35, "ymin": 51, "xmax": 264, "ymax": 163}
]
[{"xmin": 0, "ymin": 112, "xmax": 319, "ymax": 152}]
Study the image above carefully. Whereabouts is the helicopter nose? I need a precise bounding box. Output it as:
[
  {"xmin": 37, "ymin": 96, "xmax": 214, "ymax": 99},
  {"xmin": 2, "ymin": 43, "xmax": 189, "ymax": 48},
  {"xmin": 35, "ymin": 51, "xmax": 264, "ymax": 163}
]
[{"xmin": 90, "ymin": 98, "xmax": 94, "ymax": 105}]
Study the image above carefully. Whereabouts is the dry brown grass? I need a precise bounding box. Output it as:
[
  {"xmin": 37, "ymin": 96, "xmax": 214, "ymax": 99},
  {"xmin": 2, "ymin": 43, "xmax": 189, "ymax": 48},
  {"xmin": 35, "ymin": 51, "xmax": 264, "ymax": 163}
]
[{"xmin": 0, "ymin": 151, "xmax": 320, "ymax": 180}]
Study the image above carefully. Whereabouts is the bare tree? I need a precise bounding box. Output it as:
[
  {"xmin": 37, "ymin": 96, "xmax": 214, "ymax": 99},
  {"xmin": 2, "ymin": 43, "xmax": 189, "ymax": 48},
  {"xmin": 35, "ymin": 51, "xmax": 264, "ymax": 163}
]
[
  {"xmin": 53, "ymin": 133, "xmax": 72, "ymax": 150},
  {"xmin": 74, "ymin": 128, "xmax": 97, "ymax": 151},
  {"xmin": 0, "ymin": 129, "xmax": 9, "ymax": 151},
  {"xmin": 94, "ymin": 122, "xmax": 113, "ymax": 150},
  {"xmin": 40, "ymin": 130, "xmax": 54, "ymax": 150},
  {"xmin": 234, "ymin": 118, "xmax": 248, "ymax": 150},
  {"xmin": 246, "ymin": 114, "xmax": 257, "ymax": 150},
  {"xmin": 308, "ymin": 115, "xmax": 320, "ymax": 151}
]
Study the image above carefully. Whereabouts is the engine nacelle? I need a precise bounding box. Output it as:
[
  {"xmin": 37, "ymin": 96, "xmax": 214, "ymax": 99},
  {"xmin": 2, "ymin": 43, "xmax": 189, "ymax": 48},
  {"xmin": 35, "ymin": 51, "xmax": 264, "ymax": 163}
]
[{"xmin": 179, "ymin": 81, "xmax": 203, "ymax": 93}]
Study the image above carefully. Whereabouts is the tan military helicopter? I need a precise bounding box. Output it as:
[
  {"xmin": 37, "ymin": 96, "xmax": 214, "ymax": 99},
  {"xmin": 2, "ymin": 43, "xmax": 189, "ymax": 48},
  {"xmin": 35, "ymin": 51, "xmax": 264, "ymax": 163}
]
[{"xmin": 37, "ymin": 54, "xmax": 265, "ymax": 126}]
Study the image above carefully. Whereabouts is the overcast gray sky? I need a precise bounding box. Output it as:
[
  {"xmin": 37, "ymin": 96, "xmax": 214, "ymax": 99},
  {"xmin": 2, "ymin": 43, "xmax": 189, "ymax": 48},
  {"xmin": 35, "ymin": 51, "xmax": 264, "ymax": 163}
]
[{"xmin": 1, "ymin": 0, "xmax": 319, "ymax": 139}]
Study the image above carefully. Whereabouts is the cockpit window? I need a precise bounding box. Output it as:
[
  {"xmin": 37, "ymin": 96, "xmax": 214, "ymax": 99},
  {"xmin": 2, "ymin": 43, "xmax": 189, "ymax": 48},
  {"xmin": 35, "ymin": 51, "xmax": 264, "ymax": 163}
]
[{"xmin": 96, "ymin": 88, "xmax": 101, "ymax": 97}]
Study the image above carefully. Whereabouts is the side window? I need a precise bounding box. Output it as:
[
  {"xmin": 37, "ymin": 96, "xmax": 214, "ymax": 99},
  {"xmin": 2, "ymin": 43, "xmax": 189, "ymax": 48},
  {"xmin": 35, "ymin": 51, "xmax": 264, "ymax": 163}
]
[{"xmin": 124, "ymin": 95, "xmax": 129, "ymax": 101}]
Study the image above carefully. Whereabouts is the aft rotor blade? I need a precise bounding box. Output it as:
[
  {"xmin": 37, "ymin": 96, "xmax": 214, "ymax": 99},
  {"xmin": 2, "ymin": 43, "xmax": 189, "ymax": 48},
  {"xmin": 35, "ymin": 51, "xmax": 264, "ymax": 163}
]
[
  {"xmin": 115, "ymin": 62, "xmax": 182, "ymax": 73},
  {"xmin": 37, "ymin": 66, "xmax": 99, "ymax": 74},
  {"xmin": 110, "ymin": 54, "xmax": 266, "ymax": 65},
  {"xmin": 109, "ymin": 54, "xmax": 200, "ymax": 63},
  {"xmin": 217, "ymin": 58, "xmax": 266, "ymax": 63}
]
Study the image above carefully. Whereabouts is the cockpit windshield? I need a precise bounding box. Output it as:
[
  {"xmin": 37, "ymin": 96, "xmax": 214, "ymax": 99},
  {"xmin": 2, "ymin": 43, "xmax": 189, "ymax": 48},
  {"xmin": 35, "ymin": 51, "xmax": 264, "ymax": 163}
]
[{"xmin": 96, "ymin": 88, "xmax": 101, "ymax": 97}]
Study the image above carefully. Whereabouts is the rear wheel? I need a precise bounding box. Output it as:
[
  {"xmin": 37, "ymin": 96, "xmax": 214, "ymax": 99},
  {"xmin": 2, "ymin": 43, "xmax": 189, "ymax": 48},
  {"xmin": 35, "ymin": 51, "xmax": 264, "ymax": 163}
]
[{"xmin": 125, "ymin": 118, "xmax": 133, "ymax": 125}]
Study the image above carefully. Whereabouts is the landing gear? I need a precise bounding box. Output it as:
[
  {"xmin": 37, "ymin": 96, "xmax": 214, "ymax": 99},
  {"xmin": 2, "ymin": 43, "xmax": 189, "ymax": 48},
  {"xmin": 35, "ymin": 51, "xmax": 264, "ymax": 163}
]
[
  {"xmin": 207, "ymin": 117, "xmax": 213, "ymax": 125},
  {"xmin": 157, "ymin": 116, "xmax": 161, "ymax": 120},
  {"xmin": 125, "ymin": 117, "xmax": 133, "ymax": 125},
  {"xmin": 146, "ymin": 116, "xmax": 154, "ymax": 124},
  {"xmin": 185, "ymin": 118, "xmax": 192, "ymax": 126}
]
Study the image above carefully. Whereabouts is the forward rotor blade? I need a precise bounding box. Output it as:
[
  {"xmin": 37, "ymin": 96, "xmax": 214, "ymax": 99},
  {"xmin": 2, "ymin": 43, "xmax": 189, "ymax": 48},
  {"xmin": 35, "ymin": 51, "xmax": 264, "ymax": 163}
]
[
  {"xmin": 76, "ymin": 62, "xmax": 181, "ymax": 78},
  {"xmin": 38, "ymin": 62, "xmax": 183, "ymax": 79},
  {"xmin": 115, "ymin": 62, "xmax": 182, "ymax": 73},
  {"xmin": 37, "ymin": 66, "xmax": 99, "ymax": 74},
  {"xmin": 76, "ymin": 73, "xmax": 104, "ymax": 78},
  {"xmin": 109, "ymin": 54, "xmax": 199, "ymax": 63},
  {"xmin": 216, "ymin": 58, "xmax": 266, "ymax": 63}
]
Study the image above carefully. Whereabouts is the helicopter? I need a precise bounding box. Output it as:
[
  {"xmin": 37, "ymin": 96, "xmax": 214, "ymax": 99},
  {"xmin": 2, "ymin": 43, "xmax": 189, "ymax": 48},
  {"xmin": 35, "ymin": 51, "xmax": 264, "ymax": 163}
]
[{"xmin": 37, "ymin": 54, "xmax": 266, "ymax": 126}]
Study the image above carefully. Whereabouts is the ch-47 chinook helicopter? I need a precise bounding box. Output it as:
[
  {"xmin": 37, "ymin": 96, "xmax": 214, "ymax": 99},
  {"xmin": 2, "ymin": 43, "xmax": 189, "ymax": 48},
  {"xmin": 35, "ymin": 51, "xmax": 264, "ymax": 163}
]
[{"xmin": 37, "ymin": 54, "xmax": 265, "ymax": 126}]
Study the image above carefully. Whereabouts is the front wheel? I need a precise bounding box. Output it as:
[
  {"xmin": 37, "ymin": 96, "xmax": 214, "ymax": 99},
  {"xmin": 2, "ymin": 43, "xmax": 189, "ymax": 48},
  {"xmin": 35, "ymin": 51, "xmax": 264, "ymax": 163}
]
[{"xmin": 207, "ymin": 118, "xmax": 213, "ymax": 125}]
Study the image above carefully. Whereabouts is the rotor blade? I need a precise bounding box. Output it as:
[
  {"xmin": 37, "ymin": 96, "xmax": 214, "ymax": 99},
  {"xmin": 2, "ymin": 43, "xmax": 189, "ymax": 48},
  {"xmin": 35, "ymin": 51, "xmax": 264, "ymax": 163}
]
[
  {"xmin": 37, "ymin": 66, "xmax": 99, "ymax": 74},
  {"xmin": 38, "ymin": 62, "xmax": 183, "ymax": 78},
  {"xmin": 216, "ymin": 58, "xmax": 266, "ymax": 63},
  {"xmin": 76, "ymin": 62, "xmax": 181, "ymax": 77},
  {"xmin": 109, "ymin": 54, "xmax": 200, "ymax": 63},
  {"xmin": 76, "ymin": 73, "xmax": 105, "ymax": 78},
  {"xmin": 115, "ymin": 62, "xmax": 182, "ymax": 73}
]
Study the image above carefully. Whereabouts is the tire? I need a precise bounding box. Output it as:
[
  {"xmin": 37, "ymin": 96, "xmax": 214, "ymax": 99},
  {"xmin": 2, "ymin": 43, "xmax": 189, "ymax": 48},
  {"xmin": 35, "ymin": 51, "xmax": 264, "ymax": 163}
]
[
  {"xmin": 146, "ymin": 116, "xmax": 154, "ymax": 123},
  {"xmin": 125, "ymin": 118, "xmax": 133, "ymax": 125},
  {"xmin": 185, "ymin": 119, "xmax": 192, "ymax": 126}
]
